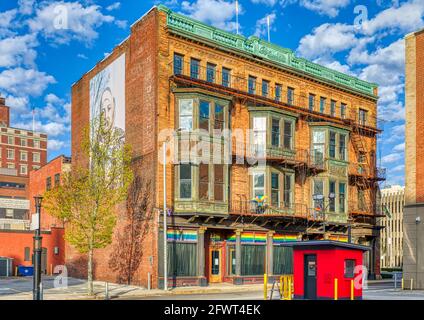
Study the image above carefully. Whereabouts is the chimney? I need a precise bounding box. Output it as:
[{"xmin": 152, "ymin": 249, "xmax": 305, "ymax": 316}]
[{"xmin": 0, "ymin": 94, "xmax": 10, "ymax": 127}]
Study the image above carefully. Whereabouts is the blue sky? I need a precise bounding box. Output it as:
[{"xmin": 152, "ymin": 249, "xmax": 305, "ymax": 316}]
[{"xmin": 0, "ymin": 0, "xmax": 420, "ymax": 187}]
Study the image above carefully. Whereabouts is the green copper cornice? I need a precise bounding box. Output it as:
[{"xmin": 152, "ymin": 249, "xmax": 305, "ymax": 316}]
[{"xmin": 157, "ymin": 5, "xmax": 378, "ymax": 99}]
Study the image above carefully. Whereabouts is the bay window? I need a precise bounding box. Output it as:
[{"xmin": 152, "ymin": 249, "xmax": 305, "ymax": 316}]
[
  {"xmin": 283, "ymin": 120, "xmax": 293, "ymax": 150},
  {"xmin": 253, "ymin": 172, "xmax": 265, "ymax": 198},
  {"xmin": 311, "ymin": 130, "xmax": 325, "ymax": 165},
  {"xmin": 199, "ymin": 100, "xmax": 210, "ymax": 132},
  {"xmin": 313, "ymin": 179, "xmax": 324, "ymax": 210},
  {"xmin": 271, "ymin": 173, "xmax": 279, "ymax": 206},
  {"xmin": 329, "ymin": 180, "xmax": 336, "ymax": 212},
  {"xmin": 199, "ymin": 163, "xmax": 209, "ymax": 200},
  {"xmin": 339, "ymin": 134, "xmax": 346, "ymax": 160},
  {"xmin": 179, "ymin": 164, "xmax": 192, "ymax": 199},
  {"xmin": 271, "ymin": 118, "xmax": 280, "ymax": 147},
  {"xmin": 179, "ymin": 99, "xmax": 193, "ymax": 131},
  {"xmin": 284, "ymin": 174, "xmax": 293, "ymax": 208},
  {"xmin": 329, "ymin": 131, "xmax": 336, "ymax": 158},
  {"xmin": 214, "ymin": 164, "xmax": 224, "ymax": 201},
  {"xmin": 253, "ymin": 117, "xmax": 266, "ymax": 155},
  {"xmin": 339, "ymin": 182, "xmax": 346, "ymax": 213},
  {"xmin": 214, "ymin": 104, "xmax": 224, "ymax": 131}
]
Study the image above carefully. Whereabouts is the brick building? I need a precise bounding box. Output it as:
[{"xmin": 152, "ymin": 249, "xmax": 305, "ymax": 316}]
[
  {"xmin": 71, "ymin": 6, "xmax": 385, "ymax": 288},
  {"xmin": 380, "ymin": 185, "xmax": 404, "ymax": 270},
  {"xmin": 0, "ymin": 95, "xmax": 47, "ymax": 230},
  {"xmin": 405, "ymin": 28, "xmax": 424, "ymax": 289}
]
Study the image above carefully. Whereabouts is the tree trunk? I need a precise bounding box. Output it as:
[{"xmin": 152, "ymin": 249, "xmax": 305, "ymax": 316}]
[{"xmin": 87, "ymin": 248, "xmax": 94, "ymax": 296}]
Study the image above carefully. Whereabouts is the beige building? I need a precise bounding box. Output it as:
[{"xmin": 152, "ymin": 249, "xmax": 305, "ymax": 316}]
[{"xmin": 380, "ymin": 185, "xmax": 404, "ymax": 270}]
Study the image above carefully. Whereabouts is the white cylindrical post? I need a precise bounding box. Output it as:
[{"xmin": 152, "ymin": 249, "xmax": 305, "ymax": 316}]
[{"xmin": 163, "ymin": 141, "xmax": 168, "ymax": 291}]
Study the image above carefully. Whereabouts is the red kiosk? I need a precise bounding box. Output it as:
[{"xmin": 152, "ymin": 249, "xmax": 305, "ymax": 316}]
[{"xmin": 286, "ymin": 241, "xmax": 369, "ymax": 300}]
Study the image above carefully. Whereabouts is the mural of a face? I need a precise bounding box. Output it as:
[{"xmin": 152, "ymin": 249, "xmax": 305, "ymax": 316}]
[{"xmin": 100, "ymin": 87, "xmax": 115, "ymax": 127}]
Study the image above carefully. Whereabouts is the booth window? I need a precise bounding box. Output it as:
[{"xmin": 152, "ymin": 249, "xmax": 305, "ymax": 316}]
[{"xmin": 344, "ymin": 259, "xmax": 355, "ymax": 278}]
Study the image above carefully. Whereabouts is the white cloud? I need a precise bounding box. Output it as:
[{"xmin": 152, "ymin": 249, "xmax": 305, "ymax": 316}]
[
  {"xmin": 0, "ymin": 9, "xmax": 18, "ymax": 37},
  {"xmin": 390, "ymin": 164, "xmax": 405, "ymax": 173},
  {"xmin": 106, "ymin": 2, "xmax": 121, "ymax": 11},
  {"xmin": 0, "ymin": 34, "xmax": 38, "ymax": 68},
  {"xmin": 181, "ymin": 0, "xmax": 242, "ymax": 32},
  {"xmin": 300, "ymin": 0, "xmax": 350, "ymax": 18},
  {"xmin": 251, "ymin": 0, "xmax": 278, "ymax": 6},
  {"xmin": 0, "ymin": 68, "xmax": 56, "ymax": 97},
  {"xmin": 18, "ymin": 0, "xmax": 35, "ymax": 15},
  {"xmin": 77, "ymin": 53, "xmax": 88, "ymax": 59},
  {"xmin": 381, "ymin": 152, "xmax": 402, "ymax": 164},
  {"xmin": 254, "ymin": 13, "xmax": 276, "ymax": 38},
  {"xmin": 28, "ymin": 1, "xmax": 116, "ymax": 45},
  {"xmin": 48, "ymin": 139, "xmax": 67, "ymax": 151},
  {"xmin": 361, "ymin": 0, "xmax": 424, "ymax": 35},
  {"xmin": 297, "ymin": 23, "xmax": 357, "ymax": 59},
  {"xmin": 393, "ymin": 143, "xmax": 405, "ymax": 152},
  {"xmin": 14, "ymin": 120, "xmax": 69, "ymax": 137}
]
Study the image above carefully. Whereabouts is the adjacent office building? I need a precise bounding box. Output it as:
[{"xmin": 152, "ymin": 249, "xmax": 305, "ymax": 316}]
[
  {"xmin": 71, "ymin": 6, "xmax": 385, "ymax": 287},
  {"xmin": 380, "ymin": 185, "xmax": 404, "ymax": 270}
]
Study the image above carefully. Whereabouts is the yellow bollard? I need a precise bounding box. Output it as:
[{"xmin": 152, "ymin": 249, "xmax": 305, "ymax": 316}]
[
  {"xmin": 411, "ymin": 279, "xmax": 414, "ymax": 291},
  {"xmin": 263, "ymin": 274, "xmax": 268, "ymax": 300},
  {"xmin": 15, "ymin": 266, "xmax": 18, "ymax": 277},
  {"xmin": 279, "ymin": 276, "xmax": 283, "ymax": 298},
  {"xmin": 350, "ymin": 280, "xmax": 354, "ymax": 300},
  {"xmin": 288, "ymin": 277, "xmax": 292, "ymax": 300},
  {"xmin": 402, "ymin": 278, "xmax": 404, "ymax": 290},
  {"xmin": 334, "ymin": 278, "xmax": 338, "ymax": 300}
]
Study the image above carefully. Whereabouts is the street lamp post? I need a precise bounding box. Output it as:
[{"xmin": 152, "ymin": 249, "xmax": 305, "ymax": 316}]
[
  {"xmin": 163, "ymin": 140, "xmax": 168, "ymax": 291},
  {"xmin": 33, "ymin": 195, "xmax": 43, "ymax": 300}
]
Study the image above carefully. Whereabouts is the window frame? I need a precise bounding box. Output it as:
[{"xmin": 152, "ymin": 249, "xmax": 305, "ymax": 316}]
[{"xmin": 173, "ymin": 53, "xmax": 184, "ymax": 75}]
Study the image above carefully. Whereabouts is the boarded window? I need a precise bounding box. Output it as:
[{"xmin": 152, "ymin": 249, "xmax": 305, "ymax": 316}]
[
  {"xmin": 199, "ymin": 164, "xmax": 209, "ymax": 200},
  {"xmin": 214, "ymin": 164, "xmax": 224, "ymax": 201},
  {"xmin": 241, "ymin": 245, "xmax": 265, "ymax": 276},
  {"xmin": 167, "ymin": 242, "xmax": 197, "ymax": 277}
]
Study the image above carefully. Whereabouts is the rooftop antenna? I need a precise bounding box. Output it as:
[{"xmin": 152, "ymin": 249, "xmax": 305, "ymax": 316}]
[
  {"xmin": 236, "ymin": 0, "xmax": 239, "ymax": 35},
  {"xmin": 267, "ymin": 15, "xmax": 271, "ymax": 42}
]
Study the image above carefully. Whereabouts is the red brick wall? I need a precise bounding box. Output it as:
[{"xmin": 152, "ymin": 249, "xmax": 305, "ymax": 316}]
[
  {"xmin": 69, "ymin": 8, "xmax": 159, "ymax": 287},
  {"xmin": 0, "ymin": 227, "xmax": 65, "ymax": 272},
  {"xmin": 416, "ymin": 31, "xmax": 424, "ymax": 202},
  {"xmin": 0, "ymin": 105, "xmax": 10, "ymax": 126},
  {"xmin": 29, "ymin": 156, "xmax": 68, "ymax": 230}
]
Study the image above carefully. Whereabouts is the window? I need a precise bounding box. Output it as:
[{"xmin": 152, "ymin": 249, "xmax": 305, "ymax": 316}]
[
  {"xmin": 329, "ymin": 131, "xmax": 336, "ymax": 158},
  {"xmin": 179, "ymin": 164, "xmax": 192, "ymax": 199},
  {"xmin": 214, "ymin": 104, "xmax": 225, "ymax": 131},
  {"xmin": 313, "ymin": 180, "xmax": 324, "ymax": 210},
  {"xmin": 311, "ymin": 130, "xmax": 325, "ymax": 165},
  {"xmin": 275, "ymin": 84, "xmax": 282, "ymax": 101},
  {"xmin": 252, "ymin": 117, "xmax": 266, "ymax": 155},
  {"xmin": 339, "ymin": 134, "xmax": 346, "ymax": 160},
  {"xmin": 7, "ymin": 163, "xmax": 15, "ymax": 169},
  {"xmin": 33, "ymin": 139, "xmax": 40, "ymax": 149},
  {"xmin": 54, "ymin": 173, "xmax": 60, "ymax": 186},
  {"xmin": 271, "ymin": 172, "xmax": 279, "ymax": 207},
  {"xmin": 253, "ymin": 172, "xmax": 265, "ymax": 198},
  {"xmin": 167, "ymin": 242, "xmax": 197, "ymax": 277},
  {"xmin": 228, "ymin": 248, "xmax": 236, "ymax": 275},
  {"xmin": 222, "ymin": 67, "xmax": 231, "ymax": 87},
  {"xmin": 214, "ymin": 164, "xmax": 224, "ymax": 201},
  {"xmin": 248, "ymin": 76, "xmax": 256, "ymax": 94},
  {"xmin": 273, "ymin": 246, "xmax": 293, "ymax": 275},
  {"xmin": 199, "ymin": 101, "xmax": 210, "ymax": 132},
  {"xmin": 20, "ymin": 138, "xmax": 27, "ymax": 147},
  {"xmin": 262, "ymin": 80, "xmax": 269, "ymax": 97},
  {"xmin": 33, "ymin": 152, "xmax": 40, "ymax": 163},
  {"xmin": 284, "ymin": 174, "xmax": 293, "ymax": 208},
  {"xmin": 179, "ymin": 99, "xmax": 193, "ymax": 131},
  {"xmin": 190, "ymin": 58, "xmax": 200, "ymax": 79},
  {"xmin": 199, "ymin": 163, "xmax": 209, "ymax": 200},
  {"xmin": 5, "ymin": 208, "xmax": 13, "ymax": 218},
  {"xmin": 33, "ymin": 165, "xmax": 40, "ymax": 170},
  {"xmin": 206, "ymin": 63, "xmax": 216, "ymax": 83},
  {"xmin": 341, "ymin": 103, "xmax": 347, "ymax": 119},
  {"xmin": 309, "ymin": 94, "xmax": 315, "ymax": 111},
  {"xmin": 358, "ymin": 152, "xmax": 366, "ymax": 163},
  {"xmin": 7, "ymin": 136, "xmax": 13, "ymax": 145},
  {"xmin": 20, "ymin": 151, "xmax": 27, "ymax": 162},
  {"xmin": 320, "ymin": 97, "xmax": 326, "ymax": 113},
  {"xmin": 344, "ymin": 259, "xmax": 355, "ymax": 278},
  {"xmin": 329, "ymin": 181, "xmax": 336, "ymax": 212},
  {"xmin": 174, "ymin": 53, "xmax": 184, "ymax": 75},
  {"xmin": 287, "ymin": 87, "xmax": 294, "ymax": 105},
  {"xmin": 330, "ymin": 100, "xmax": 336, "ymax": 117},
  {"xmin": 24, "ymin": 247, "xmax": 31, "ymax": 261},
  {"xmin": 46, "ymin": 177, "xmax": 52, "ymax": 191},
  {"xmin": 20, "ymin": 165, "xmax": 27, "ymax": 175},
  {"xmin": 358, "ymin": 189, "xmax": 366, "ymax": 211},
  {"xmin": 359, "ymin": 109, "xmax": 368, "ymax": 126},
  {"xmin": 7, "ymin": 149, "xmax": 14, "ymax": 160},
  {"xmin": 241, "ymin": 245, "xmax": 265, "ymax": 275},
  {"xmin": 283, "ymin": 120, "xmax": 293, "ymax": 150},
  {"xmin": 339, "ymin": 182, "xmax": 346, "ymax": 213},
  {"xmin": 271, "ymin": 118, "xmax": 280, "ymax": 147}
]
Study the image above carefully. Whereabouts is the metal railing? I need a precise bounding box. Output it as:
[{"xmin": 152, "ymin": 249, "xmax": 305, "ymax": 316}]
[
  {"xmin": 247, "ymin": 145, "xmax": 309, "ymax": 164},
  {"xmin": 348, "ymin": 163, "xmax": 387, "ymax": 181},
  {"xmin": 170, "ymin": 60, "xmax": 381, "ymax": 131},
  {"xmin": 230, "ymin": 200, "xmax": 308, "ymax": 218}
]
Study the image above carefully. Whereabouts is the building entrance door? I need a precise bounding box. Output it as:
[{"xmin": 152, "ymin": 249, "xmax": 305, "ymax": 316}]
[
  {"xmin": 304, "ymin": 254, "xmax": 317, "ymax": 299},
  {"xmin": 209, "ymin": 247, "xmax": 222, "ymax": 283}
]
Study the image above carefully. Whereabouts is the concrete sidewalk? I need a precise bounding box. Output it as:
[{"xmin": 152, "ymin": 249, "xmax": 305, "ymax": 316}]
[{"xmin": 0, "ymin": 277, "xmax": 267, "ymax": 300}]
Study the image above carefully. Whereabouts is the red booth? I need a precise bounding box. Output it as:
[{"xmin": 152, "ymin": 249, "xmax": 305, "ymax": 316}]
[{"xmin": 286, "ymin": 241, "xmax": 369, "ymax": 300}]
